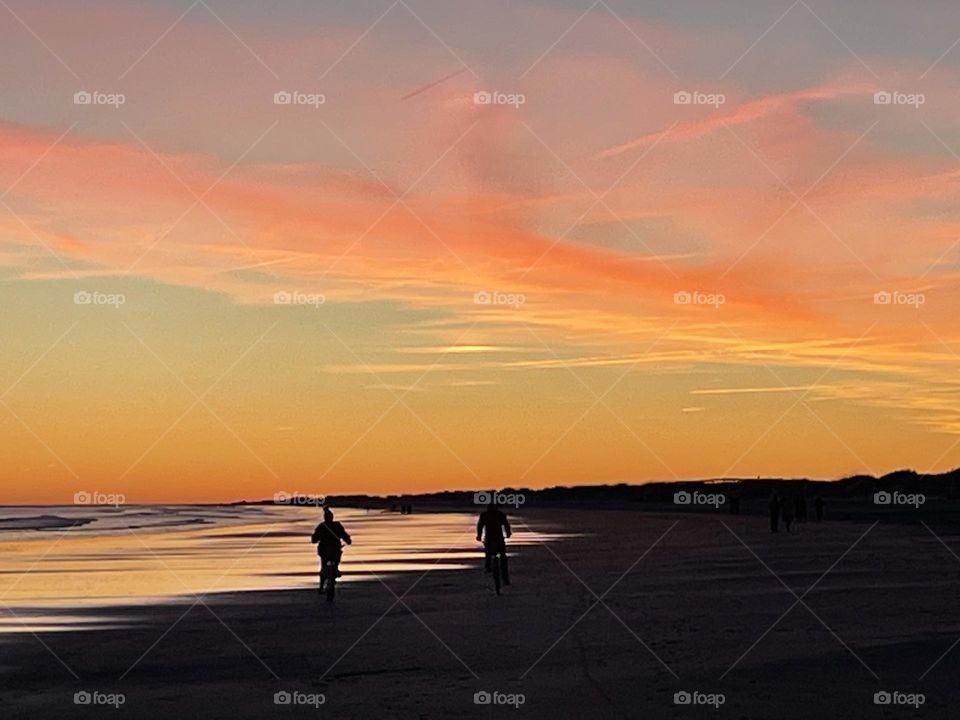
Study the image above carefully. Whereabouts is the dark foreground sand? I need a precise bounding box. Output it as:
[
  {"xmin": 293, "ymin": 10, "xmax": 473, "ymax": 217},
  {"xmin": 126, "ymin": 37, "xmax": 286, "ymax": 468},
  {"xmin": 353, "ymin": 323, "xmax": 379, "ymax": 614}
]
[{"xmin": 3, "ymin": 505, "xmax": 960, "ymax": 718}]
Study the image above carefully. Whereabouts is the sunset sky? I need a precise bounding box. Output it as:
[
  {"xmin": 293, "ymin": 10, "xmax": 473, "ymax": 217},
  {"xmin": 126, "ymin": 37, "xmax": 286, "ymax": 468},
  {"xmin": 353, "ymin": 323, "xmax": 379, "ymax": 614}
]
[{"xmin": 2, "ymin": 0, "xmax": 960, "ymax": 503}]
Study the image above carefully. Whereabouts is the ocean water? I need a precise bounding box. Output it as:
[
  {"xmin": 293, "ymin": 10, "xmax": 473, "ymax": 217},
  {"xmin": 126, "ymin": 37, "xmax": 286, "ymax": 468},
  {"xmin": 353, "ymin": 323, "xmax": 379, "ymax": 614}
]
[{"xmin": 0, "ymin": 505, "xmax": 559, "ymax": 633}]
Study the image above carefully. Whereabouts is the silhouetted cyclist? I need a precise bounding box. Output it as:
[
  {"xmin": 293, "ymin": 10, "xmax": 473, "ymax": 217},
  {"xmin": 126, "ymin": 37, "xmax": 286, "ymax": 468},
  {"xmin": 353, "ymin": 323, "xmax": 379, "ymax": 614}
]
[
  {"xmin": 477, "ymin": 498, "xmax": 511, "ymax": 586},
  {"xmin": 311, "ymin": 507, "xmax": 352, "ymax": 593}
]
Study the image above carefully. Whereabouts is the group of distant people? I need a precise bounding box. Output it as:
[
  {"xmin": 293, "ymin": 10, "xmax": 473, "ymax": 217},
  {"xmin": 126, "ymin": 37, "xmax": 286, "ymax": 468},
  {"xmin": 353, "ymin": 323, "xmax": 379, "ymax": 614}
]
[{"xmin": 769, "ymin": 492, "xmax": 824, "ymax": 532}]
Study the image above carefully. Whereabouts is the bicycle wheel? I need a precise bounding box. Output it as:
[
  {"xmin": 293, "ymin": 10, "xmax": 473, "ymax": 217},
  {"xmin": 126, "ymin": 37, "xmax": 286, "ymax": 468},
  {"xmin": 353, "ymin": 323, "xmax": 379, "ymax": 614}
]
[{"xmin": 326, "ymin": 563, "xmax": 336, "ymax": 602}]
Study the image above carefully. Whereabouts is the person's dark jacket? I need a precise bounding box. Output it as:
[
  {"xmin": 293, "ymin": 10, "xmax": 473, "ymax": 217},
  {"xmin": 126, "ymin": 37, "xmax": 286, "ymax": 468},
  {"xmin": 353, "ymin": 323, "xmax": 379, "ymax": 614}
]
[
  {"xmin": 476, "ymin": 509, "xmax": 511, "ymax": 551},
  {"xmin": 312, "ymin": 521, "xmax": 351, "ymax": 558}
]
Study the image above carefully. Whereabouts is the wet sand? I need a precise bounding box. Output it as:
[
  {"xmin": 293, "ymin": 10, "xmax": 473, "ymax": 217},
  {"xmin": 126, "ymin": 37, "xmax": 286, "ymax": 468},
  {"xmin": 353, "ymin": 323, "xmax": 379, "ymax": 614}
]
[{"xmin": 2, "ymin": 505, "xmax": 960, "ymax": 718}]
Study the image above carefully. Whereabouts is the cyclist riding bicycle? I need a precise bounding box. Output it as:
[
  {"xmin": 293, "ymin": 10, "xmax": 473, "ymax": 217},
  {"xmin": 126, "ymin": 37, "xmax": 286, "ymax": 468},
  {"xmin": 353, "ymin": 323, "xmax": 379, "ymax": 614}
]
[
  {"xmin": 476, "ymin": 497, "xmax": 511, "ymax": 586},
  {"xmin": 311, "ymin": 507, "xmax": 352, "ymax": 593}
]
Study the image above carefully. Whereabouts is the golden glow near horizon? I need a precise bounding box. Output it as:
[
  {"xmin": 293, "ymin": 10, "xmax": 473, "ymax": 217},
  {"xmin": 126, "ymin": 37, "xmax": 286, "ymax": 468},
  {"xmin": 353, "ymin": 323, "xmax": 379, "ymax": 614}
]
[{"xmin": 2, "ymin": 1, "xmax": 960, "ymax": 503}]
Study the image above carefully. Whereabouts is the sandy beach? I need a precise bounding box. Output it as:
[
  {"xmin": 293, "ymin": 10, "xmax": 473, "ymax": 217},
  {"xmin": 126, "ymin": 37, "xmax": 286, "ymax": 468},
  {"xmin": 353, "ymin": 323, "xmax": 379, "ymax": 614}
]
[{"xmin": 2, "ymin": 503, "xmax": 959, "ymax": 718}]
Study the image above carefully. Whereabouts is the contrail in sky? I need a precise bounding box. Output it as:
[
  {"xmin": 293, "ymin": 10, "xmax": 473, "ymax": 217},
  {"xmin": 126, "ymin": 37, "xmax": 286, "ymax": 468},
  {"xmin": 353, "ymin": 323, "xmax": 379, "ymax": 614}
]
[{"xmin": 400, "ymin": 67, "xmax": 470, "ymax": 100}]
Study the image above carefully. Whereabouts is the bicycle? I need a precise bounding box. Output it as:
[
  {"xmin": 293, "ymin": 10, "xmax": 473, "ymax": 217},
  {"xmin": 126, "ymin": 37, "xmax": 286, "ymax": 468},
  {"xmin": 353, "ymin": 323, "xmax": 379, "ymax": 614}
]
[
  {"xmin": 321, "ymin": 551, "xmax": 344, "ymax": 603},
  {"xmin": 486, "ymin": 548, "xmax": 508, "ymax": 596}
]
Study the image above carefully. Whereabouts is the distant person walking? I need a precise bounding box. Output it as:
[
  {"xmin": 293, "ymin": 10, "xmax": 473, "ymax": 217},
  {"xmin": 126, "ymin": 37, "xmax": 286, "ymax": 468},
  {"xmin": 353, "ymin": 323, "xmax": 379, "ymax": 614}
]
[
  {"xmin": 477, "ymin": 498, "xmax": 512, "ymax": 586},
  {"xmin": 769, "ymin": 493, "xmax": 780, "ymax": 533},
  {"xmin": 311, "ymin": 508, "xmax": 352, "ymax": 594},
  {"xmin": 781, "ymin": 496, "xmax": 794, "ymax": 533},
  {"xmin": 814, "ymin": 495, "xmax": 824, "ymax": 522}
]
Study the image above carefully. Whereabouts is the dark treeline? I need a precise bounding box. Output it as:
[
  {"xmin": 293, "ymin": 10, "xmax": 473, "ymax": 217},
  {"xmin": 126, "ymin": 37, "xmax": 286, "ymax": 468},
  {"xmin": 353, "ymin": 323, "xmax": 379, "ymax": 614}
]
[{"xmin": 244, "ymin": 468, "xmax": 960, "ymax": 509}]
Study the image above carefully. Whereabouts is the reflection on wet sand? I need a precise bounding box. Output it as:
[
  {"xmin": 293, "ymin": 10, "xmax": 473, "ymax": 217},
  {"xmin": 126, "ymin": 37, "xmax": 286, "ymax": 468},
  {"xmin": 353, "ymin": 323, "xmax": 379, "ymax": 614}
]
[{"xmin": 0, "ymin": 505, "xmax": 561, "ymax": 632}]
